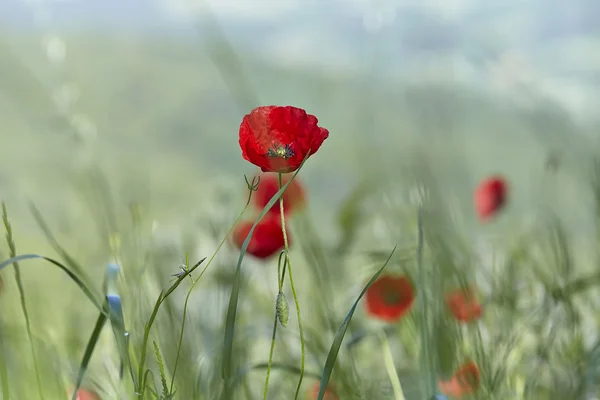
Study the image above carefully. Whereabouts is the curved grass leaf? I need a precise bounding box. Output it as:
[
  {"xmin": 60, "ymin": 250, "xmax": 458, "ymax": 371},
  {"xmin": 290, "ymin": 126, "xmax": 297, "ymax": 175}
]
[
  {"xmin": 316, "ymin": 245, "xmax": 397, "ymax": 400},
  {"xmin": 71, "ymin": 310, "xmax": 108, "ymax": 400},
  {"xmin": 221, "ymin": 163, "xmax": 307, "ymax": 396},
  {"xmin": 0, "ymin": 254, "xmax": 104, "ymax": 313}
]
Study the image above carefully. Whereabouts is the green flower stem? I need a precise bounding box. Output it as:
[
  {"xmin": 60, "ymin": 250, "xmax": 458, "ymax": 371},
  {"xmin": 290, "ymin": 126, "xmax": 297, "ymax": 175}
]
[
  {"xmin": 380, "ymin": 331, "xmax": 406, "ymax": 400},
  {"xmin": 279, "ymin": 173, "xmax": 306, "ymax": 400},
  {"xmin": 263, "ymin": 251, "xmax": 288, "ymax": 399},
  {"xmin": 263, "ymin": 312, "xmax": 279, "ymax": 400}
]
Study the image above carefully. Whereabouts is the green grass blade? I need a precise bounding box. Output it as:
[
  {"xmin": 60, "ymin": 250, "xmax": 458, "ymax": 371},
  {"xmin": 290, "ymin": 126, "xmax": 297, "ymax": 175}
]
[
  {"xmin": 316, "ymin": 245, "xmax": 397, "ymax": 400},
  {"xmin": 0, "ymin": 322, "xmax": 10, "ymax": 400},
  {"xmin": 221, "ymin": 164, "xmax": 306, "ymax": 390},
  {"xmin": 0, "ymin": 254, "xmax": 104, "ymax": 312},
  {"xmin": 71, "ymin": 310, "xmax": 108, "ymax": 400},
  {"xmin": 2, "ymin": 202, "xmax": 44, "ymax": 400}
]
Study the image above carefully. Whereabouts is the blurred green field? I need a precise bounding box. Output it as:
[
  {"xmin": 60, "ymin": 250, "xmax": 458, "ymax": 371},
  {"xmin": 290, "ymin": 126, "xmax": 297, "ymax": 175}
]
[{"xmin": 2, "ymin": 26, "xmax": 600, "ymax": 400}]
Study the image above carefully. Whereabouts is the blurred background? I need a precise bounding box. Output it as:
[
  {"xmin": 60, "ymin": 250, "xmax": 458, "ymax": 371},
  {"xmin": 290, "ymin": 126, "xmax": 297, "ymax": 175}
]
[
  {"xmin": 2, "ymin": 1, "xmax": 600, "ymax": 398},
  {"xmin": 2, "ymin": 0, "xmax": 600, "ymax": 230}
]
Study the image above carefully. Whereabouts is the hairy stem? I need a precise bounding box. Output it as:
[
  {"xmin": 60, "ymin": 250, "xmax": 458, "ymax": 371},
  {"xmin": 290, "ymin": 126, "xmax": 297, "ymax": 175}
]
[{"xmin": 278, "ymin": 173, "xmax": 305, "ymax": 399}]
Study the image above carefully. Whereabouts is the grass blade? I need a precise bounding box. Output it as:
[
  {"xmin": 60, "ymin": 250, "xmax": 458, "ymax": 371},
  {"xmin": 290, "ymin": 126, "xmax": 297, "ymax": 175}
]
[
  {"xmin": 221, "ymin": 163, "xmax": 307, "ymax": 392},
  {"xmin": 0, "ymin": 321, "xmax": 10, "ymax": 400},
  {"xmin": 71, "ymin": 310, "xmax": 108, "ymax": 400},
  {"xmin": 0, "ymin": 254, "xmax": 104, "ymax": 313},
  {"xmin": 316, "ymin": 245, "xmax": 397, "ymax": 400},
  {"xmin": 2, "ymin": 202, "xmax": 44, "ymax": 400}
]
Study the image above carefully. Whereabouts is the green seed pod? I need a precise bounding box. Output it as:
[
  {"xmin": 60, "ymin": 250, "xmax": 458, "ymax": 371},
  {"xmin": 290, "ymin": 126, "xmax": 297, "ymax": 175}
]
[{"xmin": 276, "ymin": 292, "xmax": 289, "ymax": 328}]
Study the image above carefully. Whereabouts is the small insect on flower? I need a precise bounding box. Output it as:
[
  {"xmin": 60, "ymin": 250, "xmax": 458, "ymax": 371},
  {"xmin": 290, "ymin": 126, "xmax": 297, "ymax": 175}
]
[
  {"xmin": 474, "ymin": 176, "xmax": 508, "ymax": 222},
  {"xmin": 170, "ymin": 264, "xmax": 189, "ymax": 282},
  {"xmin": 252, "ymin": 172, "xmax": 306, "ymax": 216},
  {"xmin": 365, "ymin": 275, "xmax": 415, "ymax": 322},
  {"xmin": 445, "ymin": 286, "xmax": 482, "ymax": 323},
  {"xmin": 438, "ymin": 361, "xmax": 480, "ymax": 398},
  {"xmin": 232, "ymin": 216, "xmax": 290, "ymax": 260},
  {"xmin": 307, "ymin": 382, "xmax": 339, "ymax": 400},
  {"xmin": 239, "ymin": 105, "xmax": 329, "ymax": 173}
]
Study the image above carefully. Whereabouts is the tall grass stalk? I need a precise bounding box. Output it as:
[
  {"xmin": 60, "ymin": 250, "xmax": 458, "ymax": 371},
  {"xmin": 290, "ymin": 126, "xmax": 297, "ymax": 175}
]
[
  {"xmin": 380, "ymin": 331, "xmax": 406, "ymax": 400},
  {"xmin": 2, "ymin": 202, "xmax": 44, "ymax": 400}
]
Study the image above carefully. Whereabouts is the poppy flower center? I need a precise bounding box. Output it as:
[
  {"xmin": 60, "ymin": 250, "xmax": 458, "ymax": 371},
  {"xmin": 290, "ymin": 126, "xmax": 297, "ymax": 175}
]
[
  {"xmin": 382, "ymin": 286, "xmax": 402, "ymax": 305},
  {"xmin": 267, "ymin": 144, "xmax": 295, "ymax": 159}
]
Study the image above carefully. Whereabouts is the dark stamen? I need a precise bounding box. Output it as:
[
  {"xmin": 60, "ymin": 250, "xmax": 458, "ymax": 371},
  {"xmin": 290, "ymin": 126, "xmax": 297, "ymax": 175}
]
[{"xmin": 267, "ymin": 144, "xmax": 295, "ymax": 159}]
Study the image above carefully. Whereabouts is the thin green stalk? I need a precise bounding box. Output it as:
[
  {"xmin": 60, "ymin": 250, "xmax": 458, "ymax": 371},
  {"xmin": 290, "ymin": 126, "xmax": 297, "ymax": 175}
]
[
  {"xmin": 263, "ymin": 314, "xmax": 279, "ymax": 400},
  {"xmin": 0, "ymin": 323, "xmax": 9, "ymax": 400},
  {"xmin": 415, "ymin": 206, "xmax": 433, "ymax": 397},
  {"xmin": 169, "ymin": 177, "xmax": 259, "ymax": 393},
  {"xmin": 2, "ymin": 202, "xmax": 44, "ymax": 400},
  {"xmin": 380, "ymin": 331, "xmax": 405, "ymax": 400},
  {"xmin": 279, "ymin": 173, "xmax": 306, "ymax": 400},
  {"xmin": 263, "ymin": 251, "xmax": 288, "ymax": 399}
]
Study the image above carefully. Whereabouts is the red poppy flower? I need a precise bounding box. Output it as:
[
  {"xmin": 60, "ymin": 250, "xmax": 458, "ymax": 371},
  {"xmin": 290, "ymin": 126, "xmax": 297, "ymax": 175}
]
[
  {"xmin": 365, "ymin": 275, "xmax": 415, "ymax": 322},
  {"xmin": 232, "ymin": 216, "xmax": 289, "ymax": 259},
  {"xmin": 438, "ymin": 361, "xmax": 480, "ymax": 398},
  {"xmin": 474, "ymin": 176, "xmax": 507, "ymax": 221},
  {"xmin": 445, "ymin": 287, "xmax": 482, "ymax": 323},
  {"xmin": 307, "ymin": 382, "xmax": 339, "ymax": 400},
  {"xmin": 239, "ymin": 106, "xmax": 329, "ymax": 173},
  {"xmin": 253, "ymin": 173, "xmax": 306, "ymax": 216}
]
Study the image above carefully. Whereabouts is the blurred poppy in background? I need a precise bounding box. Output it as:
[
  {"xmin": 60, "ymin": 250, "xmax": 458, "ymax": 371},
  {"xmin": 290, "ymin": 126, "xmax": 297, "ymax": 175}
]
[
  {"xmin": 445, "ymin": 286, "xmax": 482, "ymax": 323},
  {"xmin": 438, "ymin": 361, "xmax": 480, "ymax": 398},
  {"xmin": 308, "ymin": 382, "xmax": 339, "ymax": 400},
  {"xmin": 474, "ymin": 176, "xmax": 508, "ymax": 221},
  {"xmin": 68, "ymin": 387, "xmax": 101, "ymax": 400},
  {"xmin": 232, "ymin": 216, "xmax": 289, "ymax": 259},
  {"xmin": 365, "ymin": 275, "xmax": 415, "ymax": 322},
  {"xmin": 239, "ymin": 105, "xmax": 329, "ymax": 173},
  {"xmin": 252, "ymin": 172, "xmax": 306, "ymax": 216}
]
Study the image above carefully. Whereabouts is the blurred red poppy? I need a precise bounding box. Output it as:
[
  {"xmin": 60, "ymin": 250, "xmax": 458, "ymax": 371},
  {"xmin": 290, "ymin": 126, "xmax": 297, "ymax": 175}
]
[
  {"xmin": 438, "ymin": 361, "xmax": 480, "ymax": 398},
  {"xmin": 365, "ymin": 275, "xmax": 415, "ymax": 322},
  {"xmin": 253, "ymin": 173, "xmax": 306, "ymax": 216},
  {"xmin": 239, "ymin": 105, "xmax": 329, "ymax": 173},
  {"xmin": 232, "ymin": 216, "xmax": 289, "ymax": 259},
  {"xmin": 68, "ymin": 387, "xmax": 101, "ymax": 400},
  {"xmin": 445, "ymin": 287, "xmax": 482, "ymax": 323},
  {"xmin": 308, "ymin": 382, "xmax": 339, "ymax": 400},
  {"xmin": 474, "ymin": 176, "xmax": 507, "ymax": 221}
]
